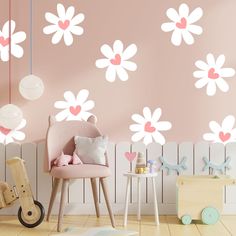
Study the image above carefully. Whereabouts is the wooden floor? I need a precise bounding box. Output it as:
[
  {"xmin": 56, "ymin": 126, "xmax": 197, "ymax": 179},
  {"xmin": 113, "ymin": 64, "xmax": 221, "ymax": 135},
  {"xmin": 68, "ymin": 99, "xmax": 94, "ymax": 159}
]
[{"xmin": 0, "ymin": 215, "xmax": 236, "ymax": 236}]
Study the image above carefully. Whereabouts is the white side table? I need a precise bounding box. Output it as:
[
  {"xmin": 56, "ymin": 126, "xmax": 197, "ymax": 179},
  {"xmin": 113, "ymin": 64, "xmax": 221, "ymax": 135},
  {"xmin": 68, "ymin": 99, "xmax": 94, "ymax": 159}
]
[{"xmin": 123, "ymin": 172, "xmax": 159, "ymax": 226}]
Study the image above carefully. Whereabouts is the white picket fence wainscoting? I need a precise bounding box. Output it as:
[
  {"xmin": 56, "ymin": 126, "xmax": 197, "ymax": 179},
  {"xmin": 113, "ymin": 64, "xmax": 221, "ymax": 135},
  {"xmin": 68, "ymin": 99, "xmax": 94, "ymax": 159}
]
[{"xmin": 0, "ymin": 141, "xmax": 236, "ymax": 215}]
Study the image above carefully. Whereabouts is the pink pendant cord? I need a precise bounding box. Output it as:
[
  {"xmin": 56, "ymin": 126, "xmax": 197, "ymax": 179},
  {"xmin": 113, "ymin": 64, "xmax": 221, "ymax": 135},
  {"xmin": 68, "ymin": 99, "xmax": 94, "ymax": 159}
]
[{"xmin": 8, "ymin": 0, "xmax": 12, "ymax": 104}]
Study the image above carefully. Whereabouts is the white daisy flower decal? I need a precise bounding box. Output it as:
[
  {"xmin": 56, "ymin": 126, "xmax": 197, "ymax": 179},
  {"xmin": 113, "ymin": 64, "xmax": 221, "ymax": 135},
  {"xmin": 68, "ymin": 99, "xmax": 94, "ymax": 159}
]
[
  {"xmin": 0, "ymin": 20, "xmax": 26, "ymax": 62},
  {"xmin": 193, "ymin": 54, "xmax": 235, "ymax": 96},
  {"xmin": 129, "ymin": 107, "xmax": 172, "ymax": 145},
  {"xmin": 161, "ymin": 3, "xmax": 203, "ymax": 46},
  {"xmin": 54, "ymin": 89, "xmax": 95, "ymax": 122},
  {"xmin": 0, "ymin": 119, "xmax": 26, "ymax": 144},
  {"xmin": 95, "ymin": 40, "xmax": 137, "ymax": 82},
  {"xmin": 203, "ymin": 115, "xmax": 236, "ymax": 144},
  {"xmin": 43, "ymin": 3, "xmax": 85, "ymax": 46}
]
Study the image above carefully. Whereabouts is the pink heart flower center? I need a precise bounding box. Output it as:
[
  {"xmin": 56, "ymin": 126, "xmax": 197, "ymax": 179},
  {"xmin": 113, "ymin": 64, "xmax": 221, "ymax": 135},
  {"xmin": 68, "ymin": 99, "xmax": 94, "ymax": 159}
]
[
  {"xmin": 208, "ymin": 68, "xmax": 219, "ymax": 79},
  {"xmin": 144, "ymin": 122, "xmax": 156, "ymax": 133},
  {"xmin": 124, "ymin": 152, "xmax": 137, "ymax": 162},
  {"xmin": 0, "ymin": 36, "xmax": 9, "ymax": 47},
  {"xmin": 0, "ymin": 126, "xmax": 11, "ymax": 135},
  {"xmin": 58, "ymin": 20, "xmax": 70, "ymax": 30},
  {"xmin": 176, "ymin": 17, "xmax": 187, "ymax": 29},
  {"xmin": 219, "ymin": 131, "xmax": 231, "ymax": 142},
  {"xmin": 110, "ymin": 54, "xmax": 121, "ymax": 65},
  {"xmin": 69, "ymin": 105, "xmax": 81, "ymax": 116}
]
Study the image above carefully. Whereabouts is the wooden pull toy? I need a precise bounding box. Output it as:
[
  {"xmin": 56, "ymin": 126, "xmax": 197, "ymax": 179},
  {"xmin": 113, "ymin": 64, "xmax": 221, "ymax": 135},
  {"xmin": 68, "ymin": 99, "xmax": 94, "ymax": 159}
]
[
  {"xmin": 176, "ymin": 175, "xmax": 236, "ymax": 225},
  {"xmin": 0, "ymin": 157, "xmax": 45, "ymax": 228}
]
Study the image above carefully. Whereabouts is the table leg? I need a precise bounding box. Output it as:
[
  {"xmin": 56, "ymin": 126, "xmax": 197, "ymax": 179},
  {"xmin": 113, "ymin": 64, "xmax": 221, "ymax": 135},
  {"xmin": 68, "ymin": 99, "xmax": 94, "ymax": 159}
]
[
  {"xmin": 137, "ymin": 177, "xmax": 141, "ymax": 221},
  {"xmin": 123, "ymin": 176, "xmax": 131, "ymax": 226},
  {"xmin": 152, "ymin": 177, "xmax": 159, "ymax": 225}
]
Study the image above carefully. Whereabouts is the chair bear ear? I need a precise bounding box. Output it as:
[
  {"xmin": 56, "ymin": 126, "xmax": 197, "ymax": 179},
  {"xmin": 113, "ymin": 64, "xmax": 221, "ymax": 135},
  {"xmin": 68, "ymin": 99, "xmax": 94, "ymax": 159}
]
[
  {"xmin": 49, "ymin": 115, "xmax": 56, "ymax": 127},
  {"xmin": 87, "ymin": 115, "xmax": 97, "ymax": 125}
]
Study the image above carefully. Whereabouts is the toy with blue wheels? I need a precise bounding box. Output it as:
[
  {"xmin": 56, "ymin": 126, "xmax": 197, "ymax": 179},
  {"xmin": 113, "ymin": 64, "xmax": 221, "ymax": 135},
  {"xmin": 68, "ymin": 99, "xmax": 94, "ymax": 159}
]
[
  {"xmin": 181, "ymin": 207, "xmax": 220, "ymax": 225},
  {"xmin": 181, "ymin": 215, "xmax": 192, "ymax": 225},
  {"xmin": 201, "ymin": 207, "xmax": 220, "ymax": 225}
]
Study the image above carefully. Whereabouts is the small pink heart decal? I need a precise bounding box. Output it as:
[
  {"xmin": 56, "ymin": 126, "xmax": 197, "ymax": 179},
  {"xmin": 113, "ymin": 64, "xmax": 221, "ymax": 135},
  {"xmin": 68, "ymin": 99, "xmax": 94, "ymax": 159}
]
[
  {"xmin": 58, "ymin": 20, "xmax": 70, "ymax": 30},
  {"xmin": 0, "ymin": 126, "xmax": 11, "ymax": 135},
  {"xmin": 0, "ymin": 36, "xmax": 9, "ymax": 47},
  {"xmin": 69, "ymin": 105, "xmax": 81, "ymax": 116},
  {"xmin": 176, "ymin": 17, "xmax": 187, "ymax": 29},
  {"xmin": 144, "ymin": 122, "xmax": 156, "ymax": 133},
  {"xmin": 219, "ymin": 131, "xmax": 231, "ymax": 142},
  {"xmin": 125, "ymin": 152, "xmax": 137, "ymax": 162},
  {"xmin": 110, "ymin": 54, "xmax": 121, "ymax": 65},
  {"xmin": 208, "ymin": 68, "xmax": 219, "ymax": 79}
]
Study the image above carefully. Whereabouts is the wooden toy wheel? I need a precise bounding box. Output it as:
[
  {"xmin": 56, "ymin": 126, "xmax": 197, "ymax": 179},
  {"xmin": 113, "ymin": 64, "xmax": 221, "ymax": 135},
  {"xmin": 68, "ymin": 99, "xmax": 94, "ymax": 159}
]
[
  {"xmin": 18, "ymin": 200, "xmax": 45, "ymax": 228},
  {"xmin": 201, "ymin": 207, "xmax": 220, "ymax": 225},
  {"xmin": 181, "ymin": 215, "xmax": 192, "ymax": 225}
]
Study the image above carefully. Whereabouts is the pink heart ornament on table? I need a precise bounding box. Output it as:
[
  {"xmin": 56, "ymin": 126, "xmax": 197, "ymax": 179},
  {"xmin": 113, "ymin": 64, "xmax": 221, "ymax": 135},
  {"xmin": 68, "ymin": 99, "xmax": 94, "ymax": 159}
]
[{"xmin": 125, "ymin": 152, "xmax": 137, "ymax": 162}]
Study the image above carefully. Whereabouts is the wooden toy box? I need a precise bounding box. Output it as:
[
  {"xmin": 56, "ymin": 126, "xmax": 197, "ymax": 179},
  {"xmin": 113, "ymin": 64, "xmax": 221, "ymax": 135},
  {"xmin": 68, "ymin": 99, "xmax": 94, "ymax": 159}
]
[{"xmin": 176, "ymin": 175, "xmax": 236, "ymax": 224}]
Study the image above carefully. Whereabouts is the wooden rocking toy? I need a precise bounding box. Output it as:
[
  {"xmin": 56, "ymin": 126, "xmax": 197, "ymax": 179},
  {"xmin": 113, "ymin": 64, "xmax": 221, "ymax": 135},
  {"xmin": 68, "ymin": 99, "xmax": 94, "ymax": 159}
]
[{"xmin": 0, "ymin": 157, "xmax": 45, "ymax": 228}]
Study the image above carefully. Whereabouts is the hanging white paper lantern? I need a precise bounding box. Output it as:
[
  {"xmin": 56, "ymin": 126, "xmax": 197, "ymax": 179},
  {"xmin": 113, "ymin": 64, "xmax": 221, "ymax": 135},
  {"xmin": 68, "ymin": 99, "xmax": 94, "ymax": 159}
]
[
  {"xmin": 0, "ymin": 104, "xmax": 23, "ymax": 129},
  {"xmin": 19, "ymin": 74, "xmax": 44, "ymax": 101}
]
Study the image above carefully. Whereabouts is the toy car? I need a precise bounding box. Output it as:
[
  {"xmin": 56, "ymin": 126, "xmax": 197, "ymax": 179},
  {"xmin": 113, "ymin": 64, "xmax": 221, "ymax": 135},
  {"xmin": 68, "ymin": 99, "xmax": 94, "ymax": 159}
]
[
  {"xmin": 0, "ymin": 157, "xmax": 45, "ymax": 227},
  {"xmin": 176, "ymin": 175, "xmax": 236, "ymax": 225}
]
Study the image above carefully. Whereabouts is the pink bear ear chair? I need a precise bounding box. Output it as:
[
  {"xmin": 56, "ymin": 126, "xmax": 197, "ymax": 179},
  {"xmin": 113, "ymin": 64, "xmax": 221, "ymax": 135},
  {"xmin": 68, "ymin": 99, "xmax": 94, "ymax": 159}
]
[{"xmin": 44, "ymin": 115, "xmax": 115, "ymax": 232}]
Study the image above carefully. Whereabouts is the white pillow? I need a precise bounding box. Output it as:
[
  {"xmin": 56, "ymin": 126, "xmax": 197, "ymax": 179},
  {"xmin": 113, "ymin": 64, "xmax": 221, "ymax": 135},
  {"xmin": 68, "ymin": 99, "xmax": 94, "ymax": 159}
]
[{"xmin": 74, "ymin": 135, "xmax": 108, "ymax": 165}]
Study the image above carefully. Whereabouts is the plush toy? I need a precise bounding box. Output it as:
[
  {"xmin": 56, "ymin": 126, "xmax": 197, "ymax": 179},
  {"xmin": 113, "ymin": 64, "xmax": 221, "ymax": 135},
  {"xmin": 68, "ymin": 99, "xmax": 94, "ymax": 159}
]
[
  {"xmin": 147, "ymin": 160, "xmax": 157, "ymax": 173},
  {"xmin": 53, "ymin": 152, "xmax": 83, "ymax": 167}
]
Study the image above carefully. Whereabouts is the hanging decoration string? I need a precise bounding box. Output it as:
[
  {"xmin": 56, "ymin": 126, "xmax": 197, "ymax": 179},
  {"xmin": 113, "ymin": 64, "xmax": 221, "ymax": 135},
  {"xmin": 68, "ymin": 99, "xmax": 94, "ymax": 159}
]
[
  {"xmin": 9, "ymin": 0, "xmax": 12, "ymax": 104},
  {"xmin": 30, "ymin": 0, "xmax": 32, "ymax": 74},
  {"xmin": 18, "ymin": 0, "xmax": 44, "ymax": 101}
]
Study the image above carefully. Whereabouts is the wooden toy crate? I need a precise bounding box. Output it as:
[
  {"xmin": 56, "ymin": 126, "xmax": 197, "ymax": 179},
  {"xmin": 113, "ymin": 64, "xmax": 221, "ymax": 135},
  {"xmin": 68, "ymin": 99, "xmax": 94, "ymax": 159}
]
[{"xmin": 176, "ymin": 175, "xmax": 236, "ymax": 224}]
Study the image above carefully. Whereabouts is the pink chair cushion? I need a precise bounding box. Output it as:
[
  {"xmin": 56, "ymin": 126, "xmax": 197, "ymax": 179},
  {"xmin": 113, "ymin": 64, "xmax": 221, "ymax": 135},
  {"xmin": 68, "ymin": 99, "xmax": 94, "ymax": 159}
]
[{"xmin": 50, "ymin": 164, "xmax": 111, "ymax": 179}]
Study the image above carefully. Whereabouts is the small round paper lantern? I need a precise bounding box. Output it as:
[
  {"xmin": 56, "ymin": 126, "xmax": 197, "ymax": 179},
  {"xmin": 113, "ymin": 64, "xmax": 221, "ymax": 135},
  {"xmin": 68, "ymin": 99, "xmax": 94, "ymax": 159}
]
[
  {"xmin": 19, "ymin": 75, "xmax": 44, "ymax": 101},
  {"xmin": 0, "ymin": 104, "xmax": 23, "ymax": 129}
]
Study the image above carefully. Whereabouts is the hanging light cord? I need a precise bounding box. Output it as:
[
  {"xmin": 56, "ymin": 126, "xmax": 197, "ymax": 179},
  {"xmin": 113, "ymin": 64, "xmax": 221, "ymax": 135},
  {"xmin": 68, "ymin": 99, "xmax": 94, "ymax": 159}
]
[
  {"xmin": 30, "ymin": 0, "xmax": 32, "ymax": 74},
  {"xmin": 8, "ymin": 0, "xmax": 12, "ymax": 104}
]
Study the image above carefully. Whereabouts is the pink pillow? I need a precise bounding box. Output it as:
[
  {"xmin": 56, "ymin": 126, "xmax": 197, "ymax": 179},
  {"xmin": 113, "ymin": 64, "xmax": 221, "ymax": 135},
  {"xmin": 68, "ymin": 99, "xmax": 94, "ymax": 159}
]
[{"xmin": 53, "ymin": 152, "xmax": 83, "ymax": 167}]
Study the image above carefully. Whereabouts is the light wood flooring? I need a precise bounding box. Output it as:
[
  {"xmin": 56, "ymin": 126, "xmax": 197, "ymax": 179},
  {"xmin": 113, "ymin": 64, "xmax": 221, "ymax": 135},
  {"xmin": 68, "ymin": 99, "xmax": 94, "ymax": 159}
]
[{"xmin": 0, "ymin": 215, "xmax": 235, "ymax": 235}]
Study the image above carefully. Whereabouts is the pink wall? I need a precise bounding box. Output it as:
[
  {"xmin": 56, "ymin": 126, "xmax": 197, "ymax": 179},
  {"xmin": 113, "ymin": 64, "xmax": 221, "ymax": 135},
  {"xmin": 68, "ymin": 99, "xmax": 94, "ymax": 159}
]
[{"xmin": 1, "ymin": 0, "xmax": 236, "ymax": 145}]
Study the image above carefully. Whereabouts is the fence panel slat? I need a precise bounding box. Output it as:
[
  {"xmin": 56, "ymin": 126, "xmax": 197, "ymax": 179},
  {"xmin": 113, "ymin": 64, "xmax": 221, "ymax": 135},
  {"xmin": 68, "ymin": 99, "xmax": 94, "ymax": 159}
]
[
  {"xmin": 6, "ymin": 143, "xmax": 21, "ymax": 185},
  {"xmin": 116, "ymin": 142, "xmax": 131, "ymax": 204},
  {"xmin": 147, "ymin": 143, "xmax": 162, "ymax": 204},
  {"xmin": 69, "ymin": 179, "xmax": 83, "ymax": 203},
  {"xmin": 194, "ymin": 142, "xmax": 209, "ymax": 175},
  {"xmin": 162, "ymin": 142, "xmax": 178, "ymax": 204},
  {"xmin": 37, "ymin": 141, "xmax": 52, "ymax": 203},
  {"xmin": 131, "ymin": 142, "xmax": 147, "ymax": 203},
  {"xmin": 179, "ymin": 142, "xmax": 193, "ymax": 175},
  {"xmin": 0, "ymin": 144, "xmax": 5, "ymax": 181},
  {"xmin": 226, "ymin": 143, "xmax": 236, "ymax": 204},
  {"xmin": 5, "ymin": 143, "xmax": 21, "ymax": 214},
  {"xmin": 22, "ymin": 143, "xmax": 37, "ymax": 198},
  {"xmin": 100, "ymin": 142, "xmax": 116, "ymax": 203},
  {"xmin": 210, "ymin": 143, "xmax": 225, "ymax": 203},
  {"xmin": 209, "ymin": 143, "xmax": 225, "ymax": 173},
  {"xmin": 84, "ymin": 179, "xmax": 93, "ymax": 204}
]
